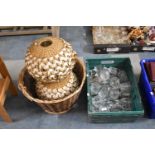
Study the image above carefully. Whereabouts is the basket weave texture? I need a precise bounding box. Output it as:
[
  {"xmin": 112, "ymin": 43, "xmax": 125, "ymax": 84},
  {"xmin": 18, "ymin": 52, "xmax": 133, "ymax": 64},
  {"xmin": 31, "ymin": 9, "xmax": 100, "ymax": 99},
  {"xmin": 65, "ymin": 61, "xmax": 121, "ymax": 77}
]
[
  {"xmin": 36, "ymin": 72, "xmax": 79, "ymax": 100},
  {"xmin": 25, "ymin": 36, "xmax": 77, "ymax": 83},
  {"xmin": 18, "ymin": 58, "xmax": 86, "ymax": 114}
]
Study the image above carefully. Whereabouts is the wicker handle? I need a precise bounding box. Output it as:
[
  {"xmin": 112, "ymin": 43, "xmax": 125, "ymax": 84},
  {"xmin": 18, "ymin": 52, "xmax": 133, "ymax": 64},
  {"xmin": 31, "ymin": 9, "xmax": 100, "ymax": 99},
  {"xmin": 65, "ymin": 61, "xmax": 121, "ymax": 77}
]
[
  {"xmin": 18, "ymin": 68, "xmax": 25, "ymax": 90},
  {"xmin": 72, "ymin": 51, "xmax": 77, "ymax": 59},
  {"xmin": 18, "ymin": 67, "xmax": 35, "ymax": 102}
]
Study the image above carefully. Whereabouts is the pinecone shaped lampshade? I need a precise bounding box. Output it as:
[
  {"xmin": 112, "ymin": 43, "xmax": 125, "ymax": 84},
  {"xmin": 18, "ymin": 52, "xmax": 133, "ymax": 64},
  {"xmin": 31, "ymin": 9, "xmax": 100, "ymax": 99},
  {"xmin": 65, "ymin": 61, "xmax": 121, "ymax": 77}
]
[
  {"xmin": 25, "ymin": 37, "xmax": 77, "ymax": 83},
  {"xmin": 36, "ymin": 72, "xmax": 79, "ymax": 100}
]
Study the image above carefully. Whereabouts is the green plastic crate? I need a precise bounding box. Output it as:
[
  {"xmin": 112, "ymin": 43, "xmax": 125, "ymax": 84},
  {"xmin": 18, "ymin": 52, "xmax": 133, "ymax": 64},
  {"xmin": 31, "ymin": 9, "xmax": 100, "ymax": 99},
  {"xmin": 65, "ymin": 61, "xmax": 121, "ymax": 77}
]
[{"xmin": 86, "ymin": 57, "xmax": 144, "ymax": 123}]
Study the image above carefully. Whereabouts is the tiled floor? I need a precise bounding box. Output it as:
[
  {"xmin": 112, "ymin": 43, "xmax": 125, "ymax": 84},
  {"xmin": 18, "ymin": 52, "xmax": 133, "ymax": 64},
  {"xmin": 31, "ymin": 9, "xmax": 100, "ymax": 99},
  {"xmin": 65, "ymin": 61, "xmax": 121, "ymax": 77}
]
[{"xmin": 0, "ymin": 26, "xmax": 155, "ymax": 128}]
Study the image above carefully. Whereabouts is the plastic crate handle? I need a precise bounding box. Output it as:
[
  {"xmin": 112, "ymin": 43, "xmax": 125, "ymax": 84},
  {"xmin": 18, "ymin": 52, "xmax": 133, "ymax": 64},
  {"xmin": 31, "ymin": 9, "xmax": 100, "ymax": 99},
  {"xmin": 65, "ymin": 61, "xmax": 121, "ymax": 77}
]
[{"xmin": 100, "ymin": 60, "xmax": 115, "ymax": 65}]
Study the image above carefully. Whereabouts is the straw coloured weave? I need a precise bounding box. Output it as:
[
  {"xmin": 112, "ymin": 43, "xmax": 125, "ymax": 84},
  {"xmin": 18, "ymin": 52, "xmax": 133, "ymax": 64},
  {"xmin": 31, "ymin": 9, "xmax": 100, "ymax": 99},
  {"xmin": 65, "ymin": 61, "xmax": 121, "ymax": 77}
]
[
  {"xmin": 19, "ymin": 36, "xmax": 84, "ymax": 114},
  {"xmin": 25, "ymin": 37, "xmax": 77, "ymax": 82},
  {"xmin": 36, "ymin": 72, "xmax": 79, "ymax": 100},
  {"xmin": 18, "ymin": 58, "xmax": 86, "ymax": 114}
]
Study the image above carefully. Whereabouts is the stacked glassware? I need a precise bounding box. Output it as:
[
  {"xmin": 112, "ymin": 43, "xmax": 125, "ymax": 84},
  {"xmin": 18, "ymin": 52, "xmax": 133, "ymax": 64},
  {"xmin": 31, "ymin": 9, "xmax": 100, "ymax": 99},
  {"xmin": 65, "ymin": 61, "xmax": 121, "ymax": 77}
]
[{"xmin": 89, "ymin": 65, "xmax": 132, "ymax": 113}]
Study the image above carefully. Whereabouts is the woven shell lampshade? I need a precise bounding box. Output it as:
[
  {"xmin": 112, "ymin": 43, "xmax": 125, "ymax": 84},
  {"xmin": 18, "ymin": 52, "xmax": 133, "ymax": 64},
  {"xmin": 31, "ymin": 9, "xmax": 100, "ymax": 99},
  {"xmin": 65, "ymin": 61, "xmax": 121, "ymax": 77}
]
[
  {"xmin": 25, "ymin": 36, "xmax": 77, "ymax": 83},
  {"xmin": 36, "ymin": 72, "xmax": 79, "ymax": 100}
]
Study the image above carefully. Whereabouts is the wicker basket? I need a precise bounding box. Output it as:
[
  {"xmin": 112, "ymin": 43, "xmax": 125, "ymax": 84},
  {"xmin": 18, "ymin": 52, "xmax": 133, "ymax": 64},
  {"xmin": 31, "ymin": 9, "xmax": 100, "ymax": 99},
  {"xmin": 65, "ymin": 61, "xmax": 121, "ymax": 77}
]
[
  {"xmin": 18, "ymin": 58, "xmax": 86, "ymax": 114},
  {"xmin": 25, "ymin": 36, "xmax": 77, "ymax": 83}
]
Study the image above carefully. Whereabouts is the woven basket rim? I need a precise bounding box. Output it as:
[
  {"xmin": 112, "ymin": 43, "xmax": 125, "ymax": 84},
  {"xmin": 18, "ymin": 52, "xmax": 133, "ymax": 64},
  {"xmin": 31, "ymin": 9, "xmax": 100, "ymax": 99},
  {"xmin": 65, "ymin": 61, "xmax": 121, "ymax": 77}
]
[{"xmin": 18, "ymin": 58, "xmax": 86, "ymax": 104}]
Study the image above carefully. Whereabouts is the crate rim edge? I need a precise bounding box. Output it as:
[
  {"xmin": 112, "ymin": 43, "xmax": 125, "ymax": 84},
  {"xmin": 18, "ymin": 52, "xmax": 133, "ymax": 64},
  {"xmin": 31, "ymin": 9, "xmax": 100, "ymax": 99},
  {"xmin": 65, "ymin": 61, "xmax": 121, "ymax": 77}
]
[
  {"xmin": 85, "ymin": 57, "xmax": 130, "ymax": 61},
  {"xmin": 88, "ymin": 110, "xmax": 144, "ymax": 116}
]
